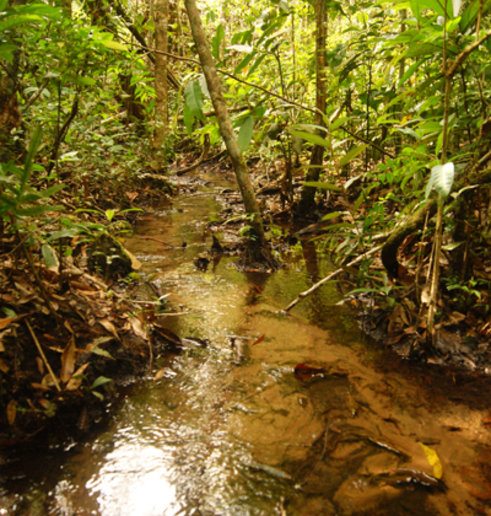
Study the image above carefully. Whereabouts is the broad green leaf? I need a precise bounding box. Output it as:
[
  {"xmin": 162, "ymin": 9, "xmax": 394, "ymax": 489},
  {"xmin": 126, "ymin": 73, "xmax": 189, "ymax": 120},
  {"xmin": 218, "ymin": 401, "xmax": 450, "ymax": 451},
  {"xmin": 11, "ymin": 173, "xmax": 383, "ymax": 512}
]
[
  {"xmin": 47, "ymin": 228, "xmax": 80, "ymax": 241},
  {"xmin": 184, "ymin": 79, "xmax": 204, "ymax": 121},
  {"xmin": 0, "ymin": 14, "xmax": 41, "ymax": 32},
  {"xmin": 330, "ymin": 116, "xmax": 349, "ymax": 131},
  {"xmin": 238, "ymin": 116, "xmax": 255, "ymax": 151},
  {"xmin": 99, "ymin": 39, "xmax": 127, "ymax": 51},
  {"xmin": 303, "ymin": 181, "xmax": 342, "ymax": 191},
  {"xmin": 460, "ymin": 1, "xmax": 480, "ymax": 31},
  {"xmin": 212, "ymin": 24, "xmax": 225, "ymax": 59},
  {"xmin": 288, "ymin": 130, "xmax": 330, "ymax": 148},
  {"xmin": 234, "ymin": 51, "xmax": 254, "ymax": 74},
  {"xmin": 339, "ymin": 145, "xmax": 368, "ymax": 167},
  {"xmin": 425, "ymin": 162, "xmax": 455, "ymax": 199},
  {"xmin": 247, "ymin": 53, "xmax": 266, "ymax": 77},
  {"xmin": 0, "ymin": 0, "xmax": 7, "ymax": 10},
  {"xmin": 322, "ymin": 211, "xmax": 347, "ymax": 221},
  {"xmin": 41, "ymin": 244, "xmax": 59, "ymax": 270},
  {"xmin": 15, "ymin": 4, "xmax": 61, "ymax": 18},
  {"xmin": 419, "ymin": 442, "xmax": 443, "ymax": 479}
]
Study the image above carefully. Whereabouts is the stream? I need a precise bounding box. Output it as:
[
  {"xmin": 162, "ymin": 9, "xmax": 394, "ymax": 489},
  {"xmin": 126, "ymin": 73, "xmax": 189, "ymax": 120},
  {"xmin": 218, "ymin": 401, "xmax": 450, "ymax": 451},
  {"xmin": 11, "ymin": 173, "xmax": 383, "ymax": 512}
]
[{"xmin": 1, "ymin": 166, "xmax": 490, "ymax": 515}]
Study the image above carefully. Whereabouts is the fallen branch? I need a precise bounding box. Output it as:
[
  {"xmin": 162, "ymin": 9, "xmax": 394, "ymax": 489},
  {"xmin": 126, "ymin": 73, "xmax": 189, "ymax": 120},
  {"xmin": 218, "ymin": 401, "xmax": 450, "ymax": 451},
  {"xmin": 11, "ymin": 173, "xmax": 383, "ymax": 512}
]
[{"xmin": 283, "ymin": 245, "xmax": 382, "ymax": 312}]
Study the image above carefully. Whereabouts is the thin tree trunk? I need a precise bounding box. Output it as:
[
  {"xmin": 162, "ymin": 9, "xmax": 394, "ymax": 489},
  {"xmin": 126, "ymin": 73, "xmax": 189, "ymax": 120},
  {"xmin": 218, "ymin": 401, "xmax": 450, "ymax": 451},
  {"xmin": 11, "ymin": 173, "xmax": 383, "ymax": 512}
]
[
  {"xmin": 296, "ymin": 0, "xmax": 327, "ymax": 218},
  {"xmin": 183, "ymin": 0, "xmax": 273, "ymax": 265},
  {"xmin": 153, "ymin": 0, "xmax": 169, "ymax": 154}
]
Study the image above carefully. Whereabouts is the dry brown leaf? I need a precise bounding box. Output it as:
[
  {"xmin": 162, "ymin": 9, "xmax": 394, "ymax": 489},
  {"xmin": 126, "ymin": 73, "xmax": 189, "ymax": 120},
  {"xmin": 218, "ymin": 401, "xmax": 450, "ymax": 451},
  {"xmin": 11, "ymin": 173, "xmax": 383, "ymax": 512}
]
[
  {"xmin": 130, "ymin": 316, "xmax": 148, "ymax": 340},
  {"xmin": 31, "ymin": 382, "xmax": 50, "ymax": 391},
  {"xmin": 99, "ymin": 318, "xmax": 119, "ymax": 340},
  {"xmin": 64, "ymin": 320, "xmax": 74, "ymax": 334},
  {"xmin": 123, "ymin": 247, "xmax": 141, "ymax": 271},
  {"xmin": 66, "ymin": 362, "xmax": 90, "ymax": 391},
  {"xmin": 154, "ymin": 368, "xmax": 166, "ymax": 380},
  {"xmin": 60, "ymin": 337, "xmax": 77, "ymax": 384},
  {"xmin": 0, "ymin": 358, "xmax": 9, "ymax": 373},
  {"xmin": 6, "ymin": 400, "xmax": 17, "ymax": 425},
  {"xmin": 0, "ymin": 318, "xmax": 14, "ymax": 330}
]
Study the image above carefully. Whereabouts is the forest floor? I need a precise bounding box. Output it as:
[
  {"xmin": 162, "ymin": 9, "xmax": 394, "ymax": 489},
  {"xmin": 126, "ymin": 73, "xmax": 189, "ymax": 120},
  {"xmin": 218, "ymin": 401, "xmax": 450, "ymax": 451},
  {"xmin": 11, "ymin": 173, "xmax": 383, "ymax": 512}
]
[{"xmin": 1, "ymin": 150, "xmax": 489, "ymax": 445}]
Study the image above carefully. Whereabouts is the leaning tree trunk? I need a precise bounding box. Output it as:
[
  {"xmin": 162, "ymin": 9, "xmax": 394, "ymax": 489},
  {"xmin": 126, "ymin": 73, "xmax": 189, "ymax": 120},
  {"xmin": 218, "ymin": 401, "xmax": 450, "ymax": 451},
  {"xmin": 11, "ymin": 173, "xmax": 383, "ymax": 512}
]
[
  {"xmin": 153, "ymin": 0, "xmax": 169, "ymax": 156},
  {"xmin": 183, "ymin": 0, "xmax": 273, "ymax": 265},
  {"xmin": 296, "ymin": 0, "xmax": 327, "ymax": 218}
]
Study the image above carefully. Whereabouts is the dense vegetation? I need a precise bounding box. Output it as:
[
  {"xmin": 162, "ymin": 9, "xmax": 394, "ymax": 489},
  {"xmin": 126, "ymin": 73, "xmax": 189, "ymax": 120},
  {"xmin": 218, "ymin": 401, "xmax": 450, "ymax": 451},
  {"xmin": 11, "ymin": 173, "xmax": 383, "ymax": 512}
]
[{"xmin": 0, "ymin": 0, "xmax": 489, "ymax": 433}]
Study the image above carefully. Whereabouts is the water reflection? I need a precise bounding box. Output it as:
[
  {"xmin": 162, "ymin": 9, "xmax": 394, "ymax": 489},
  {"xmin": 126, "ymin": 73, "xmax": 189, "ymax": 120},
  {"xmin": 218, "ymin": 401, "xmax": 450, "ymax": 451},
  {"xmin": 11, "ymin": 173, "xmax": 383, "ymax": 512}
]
[{"xmin": 86, "ymin": 442, "xmax": 179, "ymax": 516}]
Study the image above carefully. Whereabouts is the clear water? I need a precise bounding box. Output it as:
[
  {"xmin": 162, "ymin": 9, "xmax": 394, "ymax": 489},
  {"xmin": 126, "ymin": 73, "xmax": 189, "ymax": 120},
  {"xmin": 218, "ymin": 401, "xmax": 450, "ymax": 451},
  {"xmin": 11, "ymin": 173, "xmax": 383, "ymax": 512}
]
[{"xmin": 1, "ymin": 168, "xmax": 489, "ymax": 515}]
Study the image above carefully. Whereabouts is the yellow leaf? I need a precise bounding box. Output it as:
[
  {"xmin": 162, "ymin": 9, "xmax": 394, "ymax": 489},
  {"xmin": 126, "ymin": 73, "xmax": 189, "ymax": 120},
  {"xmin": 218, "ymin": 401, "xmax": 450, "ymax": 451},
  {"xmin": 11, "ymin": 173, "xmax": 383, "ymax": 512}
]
[{"xmin": 419, "ymin": 442, "xmax": 443, "ymax": 479}]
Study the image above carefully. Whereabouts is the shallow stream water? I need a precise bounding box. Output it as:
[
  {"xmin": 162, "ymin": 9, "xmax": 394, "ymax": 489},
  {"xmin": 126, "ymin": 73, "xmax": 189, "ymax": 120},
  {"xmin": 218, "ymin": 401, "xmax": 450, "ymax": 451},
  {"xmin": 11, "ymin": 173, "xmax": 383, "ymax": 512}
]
[{"xmin": 1, "ymin": 167, "xmax": 490, "ymax": 515}]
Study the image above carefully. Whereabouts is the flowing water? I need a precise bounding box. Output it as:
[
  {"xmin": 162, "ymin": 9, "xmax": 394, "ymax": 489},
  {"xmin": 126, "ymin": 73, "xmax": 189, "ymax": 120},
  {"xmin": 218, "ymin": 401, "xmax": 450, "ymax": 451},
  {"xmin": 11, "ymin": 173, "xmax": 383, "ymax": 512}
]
[{"xmin": 1, "ymin": 167, "xmax": 490, "ymax": 515}]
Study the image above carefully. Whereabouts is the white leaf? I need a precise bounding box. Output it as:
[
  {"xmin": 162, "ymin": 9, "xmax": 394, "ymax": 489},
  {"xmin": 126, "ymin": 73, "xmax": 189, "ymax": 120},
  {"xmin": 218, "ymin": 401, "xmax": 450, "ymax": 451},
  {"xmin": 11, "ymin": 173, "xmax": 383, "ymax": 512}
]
[{"xmin": 426, "ymin": 162, "xmax": 455, "ymax": 199}]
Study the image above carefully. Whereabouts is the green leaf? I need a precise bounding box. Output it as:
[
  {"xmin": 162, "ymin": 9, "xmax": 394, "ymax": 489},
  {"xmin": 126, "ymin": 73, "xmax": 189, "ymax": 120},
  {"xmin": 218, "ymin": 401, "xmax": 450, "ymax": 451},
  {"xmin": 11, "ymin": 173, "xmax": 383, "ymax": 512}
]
[
  {"xmin": 339, "ymin": 144, "xmax": 368, "ymax": 167},
  {"xmin": 183, "ymin": 103, "xmax": 194, "ymax": 136},
  {"xmin": 303, "ymin": 181, "xmax": 342, "ymax": 191},
  {"xmin": 212, "ymin": 23, "xmax": 225, "ymax": 59},
  {"xmin": 184, "ymin": 79, "xmax": 204, "ymax": 121},
  {"xmin": 0, "ymin": 43, "xmax": 16, "ymax": 63},
  {"xmin": 234, "ymin": 51, "xmax": 254, "ymax": 74},
  {"xmin": 99, "ymin": 39, "xmax": 127, "ymax": 51},
  {"xmin": 0, "ymin": 14, "xmax": 42, "ymax": 32},
  {"xmin": 425, "ymin": 162, "xmax": 455, "ymax": 199},
  {"xmin": 288, "ymin": 130, "xmax": 330, "ymax": 148},
  {"xmin": 21, "ymin": 127, "xmax": 42, "ymax": 192},
  {"xmin": 41, "ymin": 244, "xmax": 59, "ymax": 270},
  {"xmin": 238, "ymin": 116, "xmax": 255, "ymax": 151},
  {"xmin": 91, "ymin": 376, "xmax": 112, "ymax": 390}
]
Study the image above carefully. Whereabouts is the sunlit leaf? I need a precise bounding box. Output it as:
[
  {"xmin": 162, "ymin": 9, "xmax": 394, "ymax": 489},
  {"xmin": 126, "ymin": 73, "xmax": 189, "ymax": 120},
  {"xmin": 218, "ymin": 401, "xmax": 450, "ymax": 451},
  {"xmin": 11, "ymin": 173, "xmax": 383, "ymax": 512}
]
[
  {"xmin": 419, "ymin": 442, "xmax": 443, "ymax": 479},
  {"xmin": 425, "ymin": 162, "xmax": 455, "ymax": 199},
  {"xmin": 452, "ymin": 0, "xmax": 462, "ymax": 17}
]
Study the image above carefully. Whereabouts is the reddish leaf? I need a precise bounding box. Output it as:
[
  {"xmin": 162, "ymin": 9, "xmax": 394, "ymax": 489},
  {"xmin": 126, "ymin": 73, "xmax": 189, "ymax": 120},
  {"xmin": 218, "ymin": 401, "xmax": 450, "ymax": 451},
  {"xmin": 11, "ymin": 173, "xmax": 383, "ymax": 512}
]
[{"xmin": 294, "ymin": 363, "xmax": 327, "ymax": 380}]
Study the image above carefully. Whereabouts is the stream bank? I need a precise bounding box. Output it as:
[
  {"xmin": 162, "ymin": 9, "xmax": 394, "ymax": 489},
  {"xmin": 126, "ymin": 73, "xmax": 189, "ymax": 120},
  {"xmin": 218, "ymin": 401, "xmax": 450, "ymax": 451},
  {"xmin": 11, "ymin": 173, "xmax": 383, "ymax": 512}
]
[{"xmin": 1, "ymin": 165, "xmax": 490, "ymax": 515}]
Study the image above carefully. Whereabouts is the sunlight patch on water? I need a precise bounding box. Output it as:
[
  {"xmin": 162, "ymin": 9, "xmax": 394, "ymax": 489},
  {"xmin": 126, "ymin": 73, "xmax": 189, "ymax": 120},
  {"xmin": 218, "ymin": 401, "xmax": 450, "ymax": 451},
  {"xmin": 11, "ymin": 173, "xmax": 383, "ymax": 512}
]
[{"xmin": 86, "ymin": 442, "xmax": 179, "ymax": 516}]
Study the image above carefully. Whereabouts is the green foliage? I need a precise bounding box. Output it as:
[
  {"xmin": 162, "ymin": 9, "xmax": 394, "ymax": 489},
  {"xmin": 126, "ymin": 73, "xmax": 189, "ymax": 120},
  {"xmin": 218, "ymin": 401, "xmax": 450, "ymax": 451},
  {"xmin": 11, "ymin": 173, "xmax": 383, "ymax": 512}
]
[{"xmin": 0, "ymin": 128, "xmax": 63, "ymax": 226}]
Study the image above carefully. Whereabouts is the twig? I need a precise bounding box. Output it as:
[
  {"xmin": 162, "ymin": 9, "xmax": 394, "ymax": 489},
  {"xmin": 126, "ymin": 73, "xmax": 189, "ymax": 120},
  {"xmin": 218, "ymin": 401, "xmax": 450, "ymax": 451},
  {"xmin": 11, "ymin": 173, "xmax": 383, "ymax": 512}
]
[
  {"xmin": 283, "ymin": 245, "xmax": 382, "ymax": 312},
  {"xmin": 25, "ymin": 320, "xmax": 61, "ymax": 392}
]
